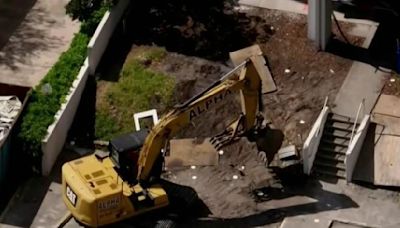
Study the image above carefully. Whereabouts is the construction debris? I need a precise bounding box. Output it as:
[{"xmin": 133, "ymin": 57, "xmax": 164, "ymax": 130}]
[
  {"xmin": 0, "ymin": 96, "xmax": 22, "ymax": 143},
  {"xmin": 229, "ymin": 44, "xmax": 277, "ymax": 94},
  {"xmin": 278, "ymin": 145, "xmax": 297, "ymax": 160}
]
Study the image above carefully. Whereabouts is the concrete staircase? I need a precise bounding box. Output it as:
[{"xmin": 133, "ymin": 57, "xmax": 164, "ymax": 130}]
[{"xmin": 313, "ymin": 113, "xmax": 358, "ymax": 179}]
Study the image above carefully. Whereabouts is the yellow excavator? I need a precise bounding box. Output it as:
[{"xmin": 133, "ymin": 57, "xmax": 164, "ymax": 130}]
[{"xmin": 61, "ymin": 54, "xmax": 267, "ymax": 227}]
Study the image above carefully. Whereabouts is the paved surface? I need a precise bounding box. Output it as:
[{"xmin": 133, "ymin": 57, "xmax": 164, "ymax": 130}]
[
  {"xmin": 10, "ymin": 177, "xmax": 400, "ymax": 228},
  {"xmin": 332, "ymin": 62, "xmax": 387, "ymax": 119},
  {"xmin": 30, "ymin": 182, "xmax": 75, "ymax": 228},
  {"xmin": 277, "ymin": 180, "xmax": 400, "ymax": 228},
  {"xmin": 0, "ymin": 148, "xmax": 81, "ymax": 227},
  {"xmin": 0, "ymin": 0, "xmax": 79, "ymax": 87}
]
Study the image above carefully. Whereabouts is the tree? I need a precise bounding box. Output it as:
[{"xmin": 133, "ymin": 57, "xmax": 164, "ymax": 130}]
[{"xmin": 65, "ymin": 0, "xmax": 117, "ymax": 21}]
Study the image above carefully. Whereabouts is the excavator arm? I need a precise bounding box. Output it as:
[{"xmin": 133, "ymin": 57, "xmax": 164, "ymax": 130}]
[{"xmin": 137, "ymin": 56, "xmax": 265, "ymax": 182}]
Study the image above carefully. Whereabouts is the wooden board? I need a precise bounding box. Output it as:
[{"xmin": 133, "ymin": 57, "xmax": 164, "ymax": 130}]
[
  {"xmin": 356, "ymin": 95, "xmax": 400, "ymax": 186},
  {"xmin": 370, "ymin": 115, "xmax": 400, "ymax": 186},
  {"xmin": 165, "ymin": 138, "xmax": 218, "ymax": 169},
  {"xmin": 372, "ymin": 95, "xmax": 400, "ymax": 117},
  {"xmin": 229, "ymin": 44, "xmax": 277, "ymax": 94}
]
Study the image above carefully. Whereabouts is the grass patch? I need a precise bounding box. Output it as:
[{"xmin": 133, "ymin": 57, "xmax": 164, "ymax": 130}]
[{"xmin": 95, "ymin": 46, "xmax": 175, "ymax": 140}]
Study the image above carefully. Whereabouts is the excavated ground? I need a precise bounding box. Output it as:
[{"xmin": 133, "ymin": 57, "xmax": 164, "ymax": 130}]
[
  {"xmin": 69, "ymin": 4, "xmax": 368, "ymax": 227},
  {"xmin": 115, "ymin": 7, "xmax": 362, "ymax": 226}
]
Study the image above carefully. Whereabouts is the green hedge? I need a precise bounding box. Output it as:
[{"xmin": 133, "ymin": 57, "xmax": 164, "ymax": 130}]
[{"xmin": 18, "ymin": 4, "xmax": 112, "ymax": 173}]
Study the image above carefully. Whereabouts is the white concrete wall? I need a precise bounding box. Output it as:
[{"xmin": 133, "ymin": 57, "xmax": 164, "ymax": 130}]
[
  {"xmin": 345, "ymin": 115, "xmax": 370, "ymax": 182},
  {"xmin": 41, "ymin": 60, "xmax": 89, "ymax": 175},
  {"xmin": 87, "ymin": 0, "xmax": 130, "ymax": 75},
  {"xmin": 40, "ymin": 0, "xmax": 130, "ymax": 175},
  {"xmin": 302, "ymin": 106, "xmax": 330, "ymax": 174},
  {"xmin": 308, "ymin": 0, "xmax": 331, "ymax": 50}
]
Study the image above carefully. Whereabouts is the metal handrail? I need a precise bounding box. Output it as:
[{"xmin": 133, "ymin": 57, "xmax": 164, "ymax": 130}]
[
  {"xmin": 350, "ymin": 99, "xmax": 365, "ymax": 143},
  {"xmin": 315, "ymin": 96, "xmax": 329, "ymax": 138}
]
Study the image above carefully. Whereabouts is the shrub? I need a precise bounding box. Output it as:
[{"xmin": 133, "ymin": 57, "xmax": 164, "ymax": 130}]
[{"xmin": 18, "ymin": 2, "xmax": 113, "ymax": 173}]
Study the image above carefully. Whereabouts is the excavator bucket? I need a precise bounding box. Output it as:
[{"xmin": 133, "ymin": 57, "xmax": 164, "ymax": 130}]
[{"xmin": 229, "ymin": 44, "xmax": 277, "ymax": 94}]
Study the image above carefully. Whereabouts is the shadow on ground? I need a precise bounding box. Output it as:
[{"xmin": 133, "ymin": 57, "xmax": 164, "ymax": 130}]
[
  {"xmin": 0, "ymin": 0, "xmax": 37, "ymax": 50},
  {"xmin": 125, "ymin": 0, "xmax": 272, "ymax": 61},
  {"xmin": 181, "ymin": 177, "xmax": 358, "ymax": 227},
  {"xmin": 327, "ymin": 1, "xmax": 400, "ymax": 71},
  {"xmin": 0, "ymin": 147, "xmax": 80, "ymax": 227},
  {"xmin": 0, "ymin": 0, "xmax": 64, "ymax": 70}
]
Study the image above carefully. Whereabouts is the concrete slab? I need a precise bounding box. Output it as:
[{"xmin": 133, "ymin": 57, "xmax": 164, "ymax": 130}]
[
  {"xmin": 332, "ymin": 62, "xmax": 387, "ymax": 119},
  {"xmin": 165, "ymin": 138, "xmax": 218, "ymax": 168}
]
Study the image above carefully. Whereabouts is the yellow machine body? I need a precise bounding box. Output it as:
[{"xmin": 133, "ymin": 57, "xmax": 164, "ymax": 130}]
[{"xmin": 62, "ymin": 156, "xmax": 168, "ymax": 226}]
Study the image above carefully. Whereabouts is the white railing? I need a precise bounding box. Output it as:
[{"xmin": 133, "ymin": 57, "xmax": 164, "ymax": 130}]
[
  {"xmin": 350, "ymin": 99, "xmax": 365, "ymax": 143},
  {"xmin": 302, "ymin": 97, "xmax": 330, "ymax": 174}
]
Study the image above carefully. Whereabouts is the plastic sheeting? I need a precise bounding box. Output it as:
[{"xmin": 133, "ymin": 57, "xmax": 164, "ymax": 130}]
[{"xmin": 0, "ymin": 96, "xmax": 22, "ymax": 143}]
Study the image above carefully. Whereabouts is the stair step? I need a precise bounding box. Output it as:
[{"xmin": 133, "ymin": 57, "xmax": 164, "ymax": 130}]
[
  {"xmin": 323, "ymin": 130, "xmax": 352, "ymax": 139},
  {"xmin": 314, "ymin": 160, "xmax": 345, "ymax": 170},
  {"xmin": 329, "ymin": 113, "xmax": 352, "ymax": 122},
  {"xmin": 326, "ymin": 121, "xmax": 354, "ymax": 130},
  {"xmin": 316, "ymin": 153, "xmax": 345, "ymax": 162},
  {"xmin": 319, "ymin": 146, "xmax": 347, "ymax": 154},
  {"xmin": 325, "ymin": 125, "xmax": 353, "ymax": 133},
  {"xmin": 314, "ymin": 167, "xmax": 346, "ymax": 179},
  {"xmin": 321, "ymin": 139, "xmax": 349, "ymax": 147},
  {"xmin": 327, "ymin": 118, "xmax": 354, "ymax": 125},
  {"xmin": 322, "ymin": 136, "xmax": 350, "ymax": 145}
]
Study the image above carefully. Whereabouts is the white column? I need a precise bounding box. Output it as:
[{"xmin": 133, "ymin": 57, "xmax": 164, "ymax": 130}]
[{"xmin": 308, "ymin": 0, "xmax": 332, "ymax": 50}]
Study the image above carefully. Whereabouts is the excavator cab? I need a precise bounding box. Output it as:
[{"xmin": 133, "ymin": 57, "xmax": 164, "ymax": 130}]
[{"xmin": 108, "ymin": 129, "xmax": 149, "ymax": 184}]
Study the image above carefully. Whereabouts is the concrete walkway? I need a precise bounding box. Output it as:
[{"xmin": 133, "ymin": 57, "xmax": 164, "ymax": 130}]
[
  {"xmin": 0, "ymin": 0, "xmax": 79, "ymax": 87},
  {"xmin": 332, "ymin": 62, "xmax": 387, "ymax": 119}
]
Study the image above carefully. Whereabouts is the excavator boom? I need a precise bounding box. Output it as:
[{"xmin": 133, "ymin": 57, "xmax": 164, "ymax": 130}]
[{"xmin": 137, "ymin": 56, "xmax": 264, "ymax": 181}]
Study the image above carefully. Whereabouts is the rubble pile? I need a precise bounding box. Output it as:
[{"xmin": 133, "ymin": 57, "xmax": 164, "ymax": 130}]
[{"xmin": 0, "ymin": 96, "xmax": 22, "ymax": 143}]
